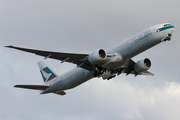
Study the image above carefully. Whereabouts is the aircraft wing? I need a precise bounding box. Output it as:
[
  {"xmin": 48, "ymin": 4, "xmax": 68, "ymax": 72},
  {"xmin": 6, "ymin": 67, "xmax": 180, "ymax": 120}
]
[
  {"xmin": 120, "ymin": 59, "xmax": 154, "ymax": 76},
  {"xmin": 5, "ymin": 46, "xmax": 93, "ymax": 71},
  {"xmin": 139, "ymin": 70, "xmax": 154, "ymax": 76},
  {"xmin": 6, "ymin": 46, "xmax": 154, "ymax": 76},
  {"xmin": 14, "ymin": 85, "xmax": 50, "ymax": 90}
]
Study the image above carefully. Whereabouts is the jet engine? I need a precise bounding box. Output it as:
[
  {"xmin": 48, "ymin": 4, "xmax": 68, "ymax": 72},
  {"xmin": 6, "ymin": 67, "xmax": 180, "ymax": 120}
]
[
  {"xmin": 88, "ymin": 49, "xmax": 107, "ymax": 64},
  {"xmin": 134, "ymin": 58, "xmax": 151, "ymax": 73}
]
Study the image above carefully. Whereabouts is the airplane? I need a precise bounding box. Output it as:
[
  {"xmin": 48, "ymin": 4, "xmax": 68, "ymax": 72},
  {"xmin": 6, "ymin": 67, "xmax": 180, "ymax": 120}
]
[{"xmin": 6, "ymin": 23, "xmax": 174, "ymax": 95}]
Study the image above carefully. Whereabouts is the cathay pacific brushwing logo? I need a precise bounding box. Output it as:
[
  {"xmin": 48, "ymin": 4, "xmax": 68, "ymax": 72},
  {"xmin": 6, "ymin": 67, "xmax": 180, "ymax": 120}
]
[{"xmin": 40, "ymin": 67, "xmax": 57, "ymax": 82}]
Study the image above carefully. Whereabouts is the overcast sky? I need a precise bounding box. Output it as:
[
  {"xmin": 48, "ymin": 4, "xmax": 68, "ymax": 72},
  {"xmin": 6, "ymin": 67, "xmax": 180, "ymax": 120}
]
[{"xmin": 0, "ymin": 0, "xmax": 180, "ymax": 120}]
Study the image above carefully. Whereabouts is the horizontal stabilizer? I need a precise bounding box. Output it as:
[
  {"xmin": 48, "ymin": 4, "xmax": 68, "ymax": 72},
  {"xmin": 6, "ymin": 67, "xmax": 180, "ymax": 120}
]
[{"xmin": 14, "ymin": 85, "xmax": 50, "ymax": 90}]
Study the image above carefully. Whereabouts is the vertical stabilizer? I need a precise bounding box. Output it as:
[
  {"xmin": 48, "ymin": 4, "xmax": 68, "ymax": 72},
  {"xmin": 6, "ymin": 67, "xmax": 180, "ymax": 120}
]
[{"xmin": 38, "ymin": 61, "xmax": 58, "ymax": 84}]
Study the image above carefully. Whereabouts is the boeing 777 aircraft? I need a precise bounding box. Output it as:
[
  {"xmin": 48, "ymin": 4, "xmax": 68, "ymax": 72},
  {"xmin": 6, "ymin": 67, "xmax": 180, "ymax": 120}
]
[{"xmin": 6, "ymin": 23, "xmax": 174, "ymax": 95}]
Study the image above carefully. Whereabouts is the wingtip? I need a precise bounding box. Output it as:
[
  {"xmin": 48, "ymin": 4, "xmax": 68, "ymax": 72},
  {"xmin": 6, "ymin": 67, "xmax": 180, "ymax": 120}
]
[
  {"xmin": 14, "ymin": 85, "xmax": 18, "ymax": 87},
  {"xmin": 5, "ymin": 45, "xmax": 14, "ymax": 48}
]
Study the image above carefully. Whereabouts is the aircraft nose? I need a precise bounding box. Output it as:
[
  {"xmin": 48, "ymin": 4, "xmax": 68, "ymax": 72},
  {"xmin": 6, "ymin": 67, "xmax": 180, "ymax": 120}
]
[
  {"xmin": 161, "ymin": 25, "xmax": 174, "ymax": 42},
  {"xmin": 166, "ymin": 25, "xmax": 175, "ymax": 35}
]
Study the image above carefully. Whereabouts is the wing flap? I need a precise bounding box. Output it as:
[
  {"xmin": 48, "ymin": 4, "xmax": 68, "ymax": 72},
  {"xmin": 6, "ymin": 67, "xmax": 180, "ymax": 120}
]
[{"xmin": 14, "ymin": 85, "xmax": 50, "ymax": 90}]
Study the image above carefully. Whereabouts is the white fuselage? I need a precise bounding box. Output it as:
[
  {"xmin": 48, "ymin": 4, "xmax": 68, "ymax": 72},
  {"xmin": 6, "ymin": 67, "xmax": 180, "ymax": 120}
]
[{"xmin": 44, "ymin": 23, "xmax": 174, "ymax": 93}]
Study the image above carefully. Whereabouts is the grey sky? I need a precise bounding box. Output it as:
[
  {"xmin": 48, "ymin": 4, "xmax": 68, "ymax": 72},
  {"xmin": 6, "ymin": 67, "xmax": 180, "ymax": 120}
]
[{"xmin": 0, "ymin": 0, "xmax": 180, "ymax": 120}]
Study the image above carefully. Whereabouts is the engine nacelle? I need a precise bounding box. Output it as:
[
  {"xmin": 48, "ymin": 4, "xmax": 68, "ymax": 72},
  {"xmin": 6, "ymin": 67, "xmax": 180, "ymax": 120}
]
[
  {"xmin": 134, "ymin": 58, "xmax": 152, "ymax": 73},
  {"xmin": 88, "ymin": 49, "xmax": 107, "ymax": 64}
]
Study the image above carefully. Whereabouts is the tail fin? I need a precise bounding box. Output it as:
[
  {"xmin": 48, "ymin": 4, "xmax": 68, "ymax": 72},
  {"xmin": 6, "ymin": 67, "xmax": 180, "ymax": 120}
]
[{"xmin": 38, "ymin": 61, "xmax": 58, "ymax": 84}]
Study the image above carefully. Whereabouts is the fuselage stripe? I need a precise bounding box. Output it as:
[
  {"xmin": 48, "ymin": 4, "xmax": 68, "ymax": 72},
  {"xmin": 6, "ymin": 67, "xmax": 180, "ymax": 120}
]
[
  {"xmin": 157, "ymin": 25, "xmax": 174, "ymax": 32},
  {"xmin": 46, "ymin": 76, "xmax": 57, "ymax": 82}
]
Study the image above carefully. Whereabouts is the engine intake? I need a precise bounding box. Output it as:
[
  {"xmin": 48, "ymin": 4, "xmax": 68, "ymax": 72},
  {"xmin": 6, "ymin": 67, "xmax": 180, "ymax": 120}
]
[
  {"xmin": 134, "ymin": 58, "xmax": 151, "ymax": 73},
  {"xmin": 88, "ymin": 49, "xmax": 107, "ymax": 64}
]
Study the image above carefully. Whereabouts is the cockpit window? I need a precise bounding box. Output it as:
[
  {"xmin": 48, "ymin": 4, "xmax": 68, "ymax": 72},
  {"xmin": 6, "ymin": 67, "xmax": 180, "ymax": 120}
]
[{"xmin": 164, "ymin": 24, "xmax": 171, "ymax": 26}]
